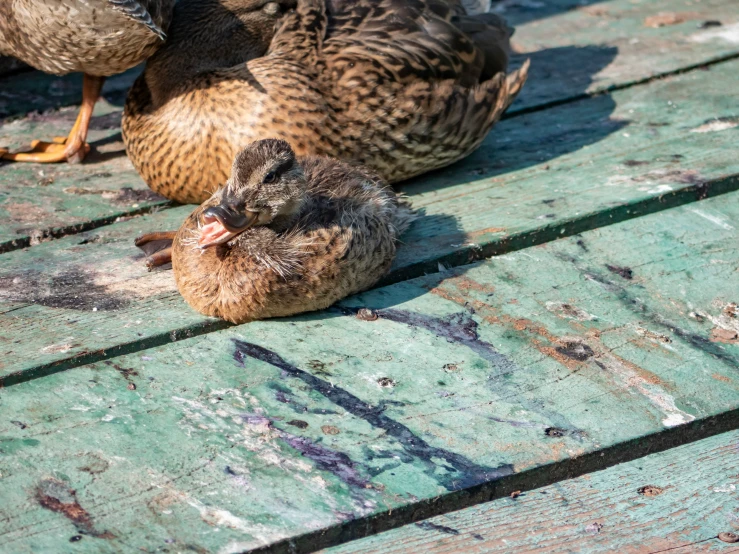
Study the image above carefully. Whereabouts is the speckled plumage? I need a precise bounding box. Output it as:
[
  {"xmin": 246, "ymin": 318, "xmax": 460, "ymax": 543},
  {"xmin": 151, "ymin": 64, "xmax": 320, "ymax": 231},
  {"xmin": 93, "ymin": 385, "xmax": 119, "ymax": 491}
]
[
  {"xmin": 123, "ymin": 0, "xmax": 529, "ymax": 204},
  {"xmin": 0, "ymin": 0, "xmax": 174, "ymax": 76},
  {"xmin": 172, "ymin": 139, "xmax": 415, "ymax": 324}
]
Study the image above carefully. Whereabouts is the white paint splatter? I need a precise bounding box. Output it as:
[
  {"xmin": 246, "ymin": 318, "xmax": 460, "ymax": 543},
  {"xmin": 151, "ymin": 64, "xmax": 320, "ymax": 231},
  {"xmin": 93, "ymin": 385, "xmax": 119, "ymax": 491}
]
[
  {"xmin": 713, "ymin": 484, "xmax": 737, "ymax": 493},
  {"xmin": 647, "ymin": 184, "xmax": 674, "ymax": 194},
  {"xmin": 599, "ymin": 351, "xmax": 695, "ymax": 427},
  {"xmin": 691, "ymin": 119, "xmax": 739, "ymax": 133},
  {"xmin": 605, "ymin": 174, "xmax": 637, "ymax": 187},
  {"xmin": 519, "ymin": 251, "xmax": 541, "ymax": 261},
  {"xmin": 700, "ymin": 303, "xmax": 739, "ymax": 334},
  {"xmin": 690, "ymin": 208, "xmax": 735, "ymax": 230},
  {"xmin": 187, "ymin": 499, "xmax": 254, "ymax": 533},
  {"xmin": 40, "ymin": 338, "xmax": 75, "ymax": 354},
  {"xmin": 691, "ymin": 22, "xmax": 739, "ymax": 44},
  {"xmin": 662, "ymin": 413, "xmax": 692, "ymax": 428}
]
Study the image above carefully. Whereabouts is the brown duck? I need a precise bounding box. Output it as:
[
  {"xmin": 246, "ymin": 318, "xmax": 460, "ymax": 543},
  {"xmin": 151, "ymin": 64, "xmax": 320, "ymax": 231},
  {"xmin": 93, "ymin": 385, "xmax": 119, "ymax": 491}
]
[
  {"xmin": 123, "ymin": 0, "xmax": 530, "ymax": 204},
  {"xmin": 0, "ymin": 0, "xmax": 174, "ymax": 163},
  {"xmin": 165, "ymin": 138, "xmax": 414, "ymax": 323}
]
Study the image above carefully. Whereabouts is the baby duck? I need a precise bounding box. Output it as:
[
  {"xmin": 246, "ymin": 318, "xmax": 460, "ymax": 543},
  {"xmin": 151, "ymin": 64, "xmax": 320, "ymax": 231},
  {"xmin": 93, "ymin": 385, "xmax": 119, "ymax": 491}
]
[{"xmin": 169, "ymin": 139, "xmax": 415, "ymax": 323}]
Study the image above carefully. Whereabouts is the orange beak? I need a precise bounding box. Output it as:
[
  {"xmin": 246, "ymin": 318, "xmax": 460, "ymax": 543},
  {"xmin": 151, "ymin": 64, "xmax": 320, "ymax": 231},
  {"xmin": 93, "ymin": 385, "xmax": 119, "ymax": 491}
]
[{"xmin": 198, "ymin": 205, "xmax": 259, "ymax": 248}]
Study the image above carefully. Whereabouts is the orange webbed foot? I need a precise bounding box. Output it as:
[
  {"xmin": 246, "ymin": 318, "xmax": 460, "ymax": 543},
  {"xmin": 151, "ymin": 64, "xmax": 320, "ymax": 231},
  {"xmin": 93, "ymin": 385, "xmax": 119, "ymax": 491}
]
[
  {"xmin": 1, "ymin": 74, "xmax": 103, "ymax": 164},
  {"xmin": 2, "ymin": 138, "xmax": 92, "ymax": 163}
]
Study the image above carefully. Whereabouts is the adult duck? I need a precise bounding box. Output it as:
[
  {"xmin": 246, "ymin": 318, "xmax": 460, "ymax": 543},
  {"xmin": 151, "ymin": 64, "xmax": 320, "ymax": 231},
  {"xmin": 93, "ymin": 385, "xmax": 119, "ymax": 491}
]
[
  {"xmin": 0, "ymin": 0, "xmax": 174, "ymax": 163},
  {"xmin": 168, "ymin": 138, "xmax": 415, "ymax": 323},
  {"xmin": 123, "ymin": 0, "xmax": 529, "ymax": 204}
]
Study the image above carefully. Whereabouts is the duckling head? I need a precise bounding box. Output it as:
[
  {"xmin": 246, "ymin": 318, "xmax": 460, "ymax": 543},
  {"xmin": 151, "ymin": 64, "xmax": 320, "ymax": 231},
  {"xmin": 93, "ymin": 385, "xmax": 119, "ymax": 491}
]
[{"xmin": 198, "ymin": 139, "xmax": 306, "ymax": 248}]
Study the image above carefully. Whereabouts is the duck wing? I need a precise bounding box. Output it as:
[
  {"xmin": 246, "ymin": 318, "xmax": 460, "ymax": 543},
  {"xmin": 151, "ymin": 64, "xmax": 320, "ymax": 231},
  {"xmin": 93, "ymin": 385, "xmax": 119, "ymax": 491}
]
[
  {"xmin": 321, "ymin": 0, "xmax": 511, "ymax": 88},
  {"xmin": 452, "ymin": 12, "xmax": 513, "ymax": 79},
  {"xmin": 108, "ymin": 0, "xmax": 167, "ymax": 40},
  {"xmin": 269, "ymin": 0, "xmax": 327, "ymax": 64}
]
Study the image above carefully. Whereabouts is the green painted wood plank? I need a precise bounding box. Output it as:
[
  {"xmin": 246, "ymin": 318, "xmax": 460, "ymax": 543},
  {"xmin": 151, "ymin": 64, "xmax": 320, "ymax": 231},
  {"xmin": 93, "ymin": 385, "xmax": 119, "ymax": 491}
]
[
  {"xmin": 506, "ymin": 0, "xmax": 739, "ymax": 112},
  {"xmin": 0, "ymin": 0, "xmax": 737, "ymax": 253},
  {"xmin": 0, "ymin": 95, "xmax": 169, "ymax": 253},
  {"xmin": 1, "ymin": 58, "xmax": 738, "ymax": 380},
  {"xmin": 1, "ymin": 193, "xmax": 738, "ymax": 552},
  {"xmin": 321, "ymin": 430, "xmax": 739, "ymax": 554}
]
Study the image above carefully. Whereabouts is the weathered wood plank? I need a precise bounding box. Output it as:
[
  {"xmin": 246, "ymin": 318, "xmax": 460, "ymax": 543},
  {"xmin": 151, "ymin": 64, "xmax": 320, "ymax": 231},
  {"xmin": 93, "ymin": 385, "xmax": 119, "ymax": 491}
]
[
  {"xmin": 1, "ymin": 59, "xmax": 738, "ymax": 380},
  {"xmin": 506, "ymin": 0, "xmax": 739, "ymax": 111},
  {"xmin": 1, "ymin": 193, "xmax": 738, "ymax": 552},
  {"xmin": 0, "ymin": 0, "xmax": 737, "ymax": 253},
  {"xmin": 0, "ymin": 96, "xmax": 169, "ymax": 252},
  {"xmin": 321, "ymin": 430, "xmax": 739, "ymax": 554}
]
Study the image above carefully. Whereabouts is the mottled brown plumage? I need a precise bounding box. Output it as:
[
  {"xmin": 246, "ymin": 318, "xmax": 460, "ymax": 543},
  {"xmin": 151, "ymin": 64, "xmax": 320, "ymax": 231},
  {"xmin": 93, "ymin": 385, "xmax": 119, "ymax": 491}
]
[
  {"xmin": 172, "ymin": 139, "xmax": 415, "ymax": 323},
  {"xmin": 123, "ymin": 0, "xmax": 529, "ymax": 204},
  {"xmin": 0, "ymin": 0, "xmax": 175, "ymax": 162}
]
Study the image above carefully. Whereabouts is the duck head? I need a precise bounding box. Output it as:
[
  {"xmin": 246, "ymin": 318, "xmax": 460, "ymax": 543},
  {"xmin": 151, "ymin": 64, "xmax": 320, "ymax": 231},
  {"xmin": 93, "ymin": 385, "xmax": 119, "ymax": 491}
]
[{"xmin": 198, "ymin": 139, "xmax": 306, "ymax": 248}]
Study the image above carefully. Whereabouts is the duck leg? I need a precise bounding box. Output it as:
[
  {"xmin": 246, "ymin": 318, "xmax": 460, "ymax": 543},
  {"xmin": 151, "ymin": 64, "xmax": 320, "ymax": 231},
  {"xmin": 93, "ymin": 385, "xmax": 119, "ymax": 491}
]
[
  {"xmin": 2, "ymin": 74, "xmax": 104, "ymax": 164},
  {"xmin": 135, "ymin": 231, "xmax": 177, "ymax": 270}
]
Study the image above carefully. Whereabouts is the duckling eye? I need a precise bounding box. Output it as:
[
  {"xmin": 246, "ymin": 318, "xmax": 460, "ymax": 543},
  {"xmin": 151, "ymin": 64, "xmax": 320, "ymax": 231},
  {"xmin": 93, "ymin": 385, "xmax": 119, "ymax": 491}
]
[{"xmin": 263, "ymin": 171, "xmax": 277, "ymax": 184}]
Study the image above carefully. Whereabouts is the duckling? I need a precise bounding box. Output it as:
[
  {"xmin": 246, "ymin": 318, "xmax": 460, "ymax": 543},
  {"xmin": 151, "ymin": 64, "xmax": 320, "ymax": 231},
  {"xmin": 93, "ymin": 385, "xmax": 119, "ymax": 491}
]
[
  {"xmin": 167, "ymin": 139, "xmax": 415, "ymax": 323},
  {"xmin": 123, "ymin": 0, "xmax": 529, "ymax": 204},
  {"xmin": 0, "ymin": 0, "xmax": 174, "ymax": 163}
]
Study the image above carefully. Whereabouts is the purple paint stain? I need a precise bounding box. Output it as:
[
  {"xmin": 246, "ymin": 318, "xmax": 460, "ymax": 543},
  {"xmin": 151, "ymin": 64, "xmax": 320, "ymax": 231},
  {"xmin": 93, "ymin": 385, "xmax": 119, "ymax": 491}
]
[
  {"xmin": 232, "ymin": 339, "xmax": 514, "ymax": 491},
  {"xmin": 281, "ymin": 434, "xmax": 369, "ymax": 489},
  {"xmin": 238, "ymin": 411, "xmax": 368, "ymax": 489},
  {"xmin": 240, "ymin": 414, "xmax": 271, "ymax": 426}
]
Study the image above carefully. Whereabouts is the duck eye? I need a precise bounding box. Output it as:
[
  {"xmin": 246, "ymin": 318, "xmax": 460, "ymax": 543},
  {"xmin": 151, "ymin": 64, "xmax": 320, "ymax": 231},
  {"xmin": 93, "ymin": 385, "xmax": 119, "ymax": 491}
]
[{"xmin": 263, "ymin": 171, "xmax": 277, "ymax": 184}]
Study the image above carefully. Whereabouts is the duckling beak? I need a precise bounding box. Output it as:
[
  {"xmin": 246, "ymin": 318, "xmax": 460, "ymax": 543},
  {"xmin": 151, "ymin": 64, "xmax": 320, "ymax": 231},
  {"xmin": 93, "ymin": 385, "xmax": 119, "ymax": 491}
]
[{"xmin": 198, "ymin": 205, "xmax": 259, "ymax": 248}]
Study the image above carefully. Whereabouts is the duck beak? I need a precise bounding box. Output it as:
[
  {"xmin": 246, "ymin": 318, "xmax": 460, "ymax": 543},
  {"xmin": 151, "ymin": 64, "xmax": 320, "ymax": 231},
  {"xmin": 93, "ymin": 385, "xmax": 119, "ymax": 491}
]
[{"xmin": 198, "ymin": 205, "xmax": 259, "ymax": 248}]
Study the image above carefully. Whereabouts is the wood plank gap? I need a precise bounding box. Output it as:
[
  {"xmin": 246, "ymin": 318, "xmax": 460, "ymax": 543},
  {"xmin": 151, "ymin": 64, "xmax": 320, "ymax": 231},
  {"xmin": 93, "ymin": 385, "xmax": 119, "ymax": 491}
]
[
  {"xmin": 2, "ymin": 172, "xmax": 737, "ymax": 388},
  {"xmin": 503, "ymin": 50, "xmax": 739, "ymax": 119},
  {"xmin": 0, "ymin": 201, "xmax": 174, "ymax": 254},
  {"xmin": 321, "ymin": 430, "xmax": 739, "ymax": 553},
  {"xmin": 382, "ymin": 172, "xmax": 739, "ymax": 286},
  {"xmin": 0, "ymin": 318, "xmax": 231, "ymax": 388},
  {"xmin": 247, "ymin": 405, "xmax": 739, "ymax": 554}
]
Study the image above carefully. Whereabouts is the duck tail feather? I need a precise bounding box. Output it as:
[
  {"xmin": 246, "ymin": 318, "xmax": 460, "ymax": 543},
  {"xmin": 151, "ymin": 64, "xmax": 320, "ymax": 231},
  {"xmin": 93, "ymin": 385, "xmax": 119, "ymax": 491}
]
[
  {"xmin": 506, "ymin": 58, "xmax": 530, "ymax": 99},
  {"xmin": 479, "ymin": 58, "xmax": 528, "ymax": 125}
]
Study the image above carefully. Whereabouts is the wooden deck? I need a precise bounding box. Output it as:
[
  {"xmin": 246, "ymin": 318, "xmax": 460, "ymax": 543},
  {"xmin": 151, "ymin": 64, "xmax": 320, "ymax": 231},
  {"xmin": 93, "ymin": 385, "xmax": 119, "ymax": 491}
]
[{"xmin": 1, "ymin": 0, "xmax": 738, "ymax": 552}]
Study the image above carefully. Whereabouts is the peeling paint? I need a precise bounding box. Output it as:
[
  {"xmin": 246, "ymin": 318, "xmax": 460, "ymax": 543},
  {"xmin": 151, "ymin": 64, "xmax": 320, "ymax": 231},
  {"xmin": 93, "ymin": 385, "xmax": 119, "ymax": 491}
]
[{"xmin": 545, "ymin": 302, "xmax": 597, "ymax": 321}]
